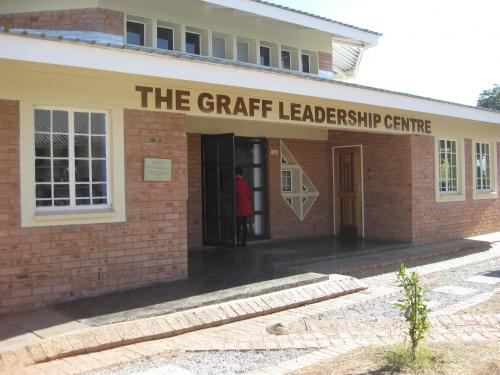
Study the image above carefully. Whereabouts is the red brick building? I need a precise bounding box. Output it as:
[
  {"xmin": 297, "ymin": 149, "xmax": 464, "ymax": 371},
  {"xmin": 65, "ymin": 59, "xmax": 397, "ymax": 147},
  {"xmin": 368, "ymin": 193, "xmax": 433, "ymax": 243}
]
[{"xmin": 0, "ymin": 0, "xmax": 499, "ymax": 312}]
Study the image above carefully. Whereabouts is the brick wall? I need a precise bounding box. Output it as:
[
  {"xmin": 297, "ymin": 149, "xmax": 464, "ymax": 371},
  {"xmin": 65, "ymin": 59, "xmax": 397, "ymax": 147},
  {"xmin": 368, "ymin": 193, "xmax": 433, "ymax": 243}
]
[
  {"xmin": 0, "ymin": 8, "xmax": 124, "ymax": 36},
  {"xmin": 411, "ymin": 136, "xmax": 500, "ymax": 244},
  {"xmin": 0, "ymin": 104, "xmax": 188, "ymax": 313},
  {"xmin": 268, "ymin": 138, "xmax": 333, "ymax": 240},
  {"xmin": 318, "ymin": 52, "xmax": 333, "ymax": 72},
  {"xmin": 187, "ymin": 133, "xmax": 203, "ymax": 250},
  {"xmin": 329, "ymin": 130, "xmax": 413, "ymax": 242}
]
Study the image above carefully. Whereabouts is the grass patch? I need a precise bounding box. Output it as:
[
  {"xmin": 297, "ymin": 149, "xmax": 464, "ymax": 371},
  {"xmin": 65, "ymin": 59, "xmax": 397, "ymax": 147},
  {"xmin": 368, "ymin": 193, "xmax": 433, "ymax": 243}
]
[{"xmin": 385, "ymin": 344, "xmax": 446, "ymax": 372}]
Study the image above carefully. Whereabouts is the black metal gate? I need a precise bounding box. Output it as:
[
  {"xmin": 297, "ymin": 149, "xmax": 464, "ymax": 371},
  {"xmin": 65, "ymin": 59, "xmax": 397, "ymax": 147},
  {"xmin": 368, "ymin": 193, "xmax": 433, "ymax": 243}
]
[{"xmin": 202, "ymin": 133, "xmax": 236, "ymax": 247}]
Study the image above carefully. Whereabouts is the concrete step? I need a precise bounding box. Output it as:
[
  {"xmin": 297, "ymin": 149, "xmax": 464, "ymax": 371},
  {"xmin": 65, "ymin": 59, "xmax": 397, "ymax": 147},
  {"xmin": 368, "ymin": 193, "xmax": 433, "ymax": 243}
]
[
  {"xmin": 81, "ymin": 272, "xmax": 330, "ymax": 326},
  {"xmin": 278, "ymin": 238, "xmax": 493, "ymax": 277},
  {"xmin": 0, "ymin": 275, "xmax": 366, "ymax": 372}
]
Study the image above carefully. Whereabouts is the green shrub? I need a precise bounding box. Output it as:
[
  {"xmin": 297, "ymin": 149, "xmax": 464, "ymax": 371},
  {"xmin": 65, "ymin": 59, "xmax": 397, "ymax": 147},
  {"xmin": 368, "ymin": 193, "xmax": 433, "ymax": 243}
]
[{"xmin": 395, "ymin": 263, "xmax": 431, "ymax": 360}]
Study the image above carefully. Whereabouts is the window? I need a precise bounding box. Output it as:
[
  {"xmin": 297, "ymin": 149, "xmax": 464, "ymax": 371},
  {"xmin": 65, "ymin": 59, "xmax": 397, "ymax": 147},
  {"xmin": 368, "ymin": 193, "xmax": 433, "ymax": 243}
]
[
  {"xmin": 157, "ymin": 26, "xmax": 174, "ymax": 50},
  {"xmin": 237, "ymin": 41, "xmax": 249, "ymax": 63},
  {"xmin": 34, "ymin": 108, "xmax": 109, "ymax": 210},
  {"xmin": 475, "ymin": 142, "xmax": 492, "ymax": 192},
  {"xmin": 301, "ymin": 54, "xmax": 310, "ymax": 73},
  {"xmin": 260, "ymin": 46, "xmax": 270, "ymax": 66},
  {"xmin": 212, "ymin": 36, "xmax": 226, "ymax": 59},
  {"xmin": 281, "ymin": 50, "xmax": 291, "ymax": 70},
  {"xmin": 186, "ymin": 32, "xmax": 200, "ymax": 55},
  {"xmin": 126, "ymin": 20, "xmax": 145, "ymax": 46},
  {"xmin": 282, "ymin": 170, "xmax": 292, "ymax": 192},
  {"xmin": 438, "ymin": 139, "xmax": 458, "ymax": 193}
]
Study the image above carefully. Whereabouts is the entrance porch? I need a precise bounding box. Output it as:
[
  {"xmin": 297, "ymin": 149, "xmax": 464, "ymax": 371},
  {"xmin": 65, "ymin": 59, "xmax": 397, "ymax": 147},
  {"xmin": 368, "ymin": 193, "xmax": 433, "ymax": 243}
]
[{"xmin": 49, "ymin": 235, "xmax": 480, "ymax": 325}]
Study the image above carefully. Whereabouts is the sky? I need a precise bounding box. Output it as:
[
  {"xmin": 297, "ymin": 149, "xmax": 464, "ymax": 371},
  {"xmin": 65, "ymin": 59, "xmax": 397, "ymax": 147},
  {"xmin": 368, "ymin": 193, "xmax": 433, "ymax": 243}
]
[{"xmin": 271, "ymin": 0, "xmax": 500, "ymax": 106}]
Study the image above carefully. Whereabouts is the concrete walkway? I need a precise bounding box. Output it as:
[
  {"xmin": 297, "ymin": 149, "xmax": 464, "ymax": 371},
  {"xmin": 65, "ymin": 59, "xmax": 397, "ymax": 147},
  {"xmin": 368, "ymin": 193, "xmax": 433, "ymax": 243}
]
[
  {"xmin": 0, "ymin": 232, "xmax": 499, "ymax": 374},
  {"xmin": 0, "ymin": 236, "xmax": 490, "ymax": 350}
]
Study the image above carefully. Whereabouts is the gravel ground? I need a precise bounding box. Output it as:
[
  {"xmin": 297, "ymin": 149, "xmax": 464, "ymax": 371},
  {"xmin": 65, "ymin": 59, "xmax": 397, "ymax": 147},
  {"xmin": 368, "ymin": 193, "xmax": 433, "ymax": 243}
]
[
  {"xmin": 90, "ymin": 258, "xmax": 498, "ymax": 375},
  {"xmin": 92, "ymin": 349, "xmax": 312, "ymax": 375},
  {"xmin": 316, "ymin": 258, "xmax": 499, "ymax": 322}
]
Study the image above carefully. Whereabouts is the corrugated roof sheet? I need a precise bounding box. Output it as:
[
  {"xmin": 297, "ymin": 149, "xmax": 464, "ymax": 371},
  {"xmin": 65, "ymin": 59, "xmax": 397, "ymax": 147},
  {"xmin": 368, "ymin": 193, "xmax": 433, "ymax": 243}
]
[
  {"xmin": 249, "ymin": 0, "xmax": 382, "ymax": 36},
  {"xmin": 0, "ymin": 28, "xmax": 498, "ymax": 115}
]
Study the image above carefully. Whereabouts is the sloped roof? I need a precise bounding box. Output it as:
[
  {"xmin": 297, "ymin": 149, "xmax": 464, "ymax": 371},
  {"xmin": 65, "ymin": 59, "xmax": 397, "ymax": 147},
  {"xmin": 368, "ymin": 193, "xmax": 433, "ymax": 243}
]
[
  {"xmin": 1, "ymin": 29, "xmax": 499, "ymax": 120},
  {"xmin": 250, "ymin": 0, "xmax": 382, "ymax": 36}
]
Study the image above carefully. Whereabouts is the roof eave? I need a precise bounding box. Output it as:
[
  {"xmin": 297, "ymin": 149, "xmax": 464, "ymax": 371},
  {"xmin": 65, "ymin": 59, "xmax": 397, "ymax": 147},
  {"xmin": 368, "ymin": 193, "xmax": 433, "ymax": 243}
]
[
  {"xmin": 0, "ymin": 32, "xmax": 499, "ymax": 124},
  {"xmin": 202, "ymin": 0, "xmax": 381, "ymax": 47}
]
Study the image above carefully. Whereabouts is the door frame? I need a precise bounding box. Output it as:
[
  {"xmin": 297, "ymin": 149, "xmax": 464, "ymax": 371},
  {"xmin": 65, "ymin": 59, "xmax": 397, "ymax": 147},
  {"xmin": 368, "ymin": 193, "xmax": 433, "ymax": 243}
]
[
  {"xmin": 332, "ymin": 145, "xmax": 365, "ymax": 238},
  {"xmin": 234, "ymin": 136, "xmax": 269, "ymax": 241}
]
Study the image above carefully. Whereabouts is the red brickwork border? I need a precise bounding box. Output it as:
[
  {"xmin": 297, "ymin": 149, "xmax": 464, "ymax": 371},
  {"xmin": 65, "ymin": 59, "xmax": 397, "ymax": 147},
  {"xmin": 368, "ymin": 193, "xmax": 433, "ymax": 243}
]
[
  {"xmin": 0, "ymin": 8, "xmax": 124, "ymax": 36},
  {"xmin": 0, "ymin": 104, "xmax": 188, "ymax": 313}
]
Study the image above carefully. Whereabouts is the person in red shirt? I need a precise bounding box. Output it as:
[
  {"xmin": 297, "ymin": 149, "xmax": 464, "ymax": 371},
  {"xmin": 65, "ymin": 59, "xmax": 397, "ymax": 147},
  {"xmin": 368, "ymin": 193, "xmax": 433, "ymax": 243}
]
[{"xmin": 235, "ymin": 166, "xmax": 253, "ymax": 247}]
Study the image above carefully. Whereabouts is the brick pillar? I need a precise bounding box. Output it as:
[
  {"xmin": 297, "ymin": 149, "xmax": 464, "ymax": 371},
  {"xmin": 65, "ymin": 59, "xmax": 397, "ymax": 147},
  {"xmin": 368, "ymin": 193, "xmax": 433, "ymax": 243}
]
[{"xmin": 0, "ymin": 100, "xmax": 21, "ymax": 312}]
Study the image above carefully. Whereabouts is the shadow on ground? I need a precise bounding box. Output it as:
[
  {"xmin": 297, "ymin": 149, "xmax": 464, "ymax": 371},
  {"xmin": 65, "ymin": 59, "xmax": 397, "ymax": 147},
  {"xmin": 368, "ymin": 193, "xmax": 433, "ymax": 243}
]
[{"xmin": 0, "ymin": 236, "xmax": 492, "ymax": 344}]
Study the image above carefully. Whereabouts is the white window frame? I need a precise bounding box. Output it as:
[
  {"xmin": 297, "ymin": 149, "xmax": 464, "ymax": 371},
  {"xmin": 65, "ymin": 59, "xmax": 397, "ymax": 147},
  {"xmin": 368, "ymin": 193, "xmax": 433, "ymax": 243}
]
[
  {"xmin": 281, "ymin": 48, "xmax": 291, "ymax": 70},
  {"xmin": 211, "ymin": 35, "xmax": 226, "ymax": 59},
  {"xmin": 34, "ymin": 107, "xmax": 111, "ymax": 212},
  {"xmin": 237, "ymin": 40, "xmax": 250, "ymax": 63},
  {"xmin": 20, "ymin": 102, "xmax": 126, "ymax": 227},
  {"xmin": 281, "ymin": 169, "xmax": 293, "ymax": 192},
  {"xmin": 435, "ymin": 137, "xmax": 465, "ymax": 202},
  {"xmin": 156, "ymin": 25, "xmax": 174, "ymax": 51},
  {"xmin": 126, "ymin": 19, "xmax": 146, "ymax": 46},
  {"xmin": 185, "ymin": 31, "xmax": 201, "ymax": 55},
  {"xmin": 472, "ymin": 140, "xmax": 498, "ymax": 200},
  {"xmin": 259, "ymin": 45, "xmax": 271, "ymax": 67},
  {"xmin": 301, "ymin": 53, "xmax": 310, "ymax": 73}
]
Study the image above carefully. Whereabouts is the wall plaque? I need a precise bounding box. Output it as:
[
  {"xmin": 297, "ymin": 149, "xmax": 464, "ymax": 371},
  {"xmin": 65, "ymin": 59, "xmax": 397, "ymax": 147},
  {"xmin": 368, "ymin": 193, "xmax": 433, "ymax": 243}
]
[{"xmin": 144, "ymin": 158, "xmax": 171, "ymax": 182}]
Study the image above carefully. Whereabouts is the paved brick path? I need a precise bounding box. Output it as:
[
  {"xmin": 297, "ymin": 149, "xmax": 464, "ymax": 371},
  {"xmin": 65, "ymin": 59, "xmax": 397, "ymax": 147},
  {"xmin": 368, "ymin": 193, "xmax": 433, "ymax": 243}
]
[
  {"xmin": 4, "ymin": 245, "xmax": 500, "ymax": 375},
  {"xmin": 0, "ymin": 276, "xmax": 366, "ymax": 373}
]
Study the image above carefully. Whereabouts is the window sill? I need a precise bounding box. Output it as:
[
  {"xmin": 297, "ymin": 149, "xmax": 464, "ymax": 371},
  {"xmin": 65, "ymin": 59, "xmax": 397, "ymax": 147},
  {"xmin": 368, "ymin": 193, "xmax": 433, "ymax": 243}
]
[
  {"xmin": 473, "ymin": 191, "xmax": 498, "ymax": 200},
  {"xmin": 24, "ymin": 208, "xmax": 125, "ymax": 227},
  {"xmin": 436, "ymin": 193, "xmax": 465, "ymax": 203}
]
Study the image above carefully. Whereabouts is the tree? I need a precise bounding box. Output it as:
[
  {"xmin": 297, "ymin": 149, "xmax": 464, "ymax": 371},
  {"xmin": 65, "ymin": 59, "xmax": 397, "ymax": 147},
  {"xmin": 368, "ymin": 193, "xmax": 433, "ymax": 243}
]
[{"xmin": 477, "ymin": 84, "xmax": 500, "ymax": 110}]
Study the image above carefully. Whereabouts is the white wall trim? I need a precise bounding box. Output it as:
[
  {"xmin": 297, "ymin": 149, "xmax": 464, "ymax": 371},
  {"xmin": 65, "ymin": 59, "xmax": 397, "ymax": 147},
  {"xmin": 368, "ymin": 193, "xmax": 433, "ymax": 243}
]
[
  {"xmin": 434, "ymin": 137, "xmax": 466, "ymax": 203},
  {"xmin": 19, "ymin": 101, "xmax": 126, "ymax": 227},
  {"xmin": 471, "ymin": 139, "xmax": 498, "ymax": 200},
  {"xmin": 1, "ymin": 33, "xmax": 500, "ymax": 124}
]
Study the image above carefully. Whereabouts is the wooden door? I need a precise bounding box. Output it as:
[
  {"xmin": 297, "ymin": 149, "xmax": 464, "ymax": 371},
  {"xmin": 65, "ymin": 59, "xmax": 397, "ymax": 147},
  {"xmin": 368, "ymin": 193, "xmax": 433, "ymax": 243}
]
[{"xmin": 334, "ymin": 147, "xmax": 362, "ymax": 238}]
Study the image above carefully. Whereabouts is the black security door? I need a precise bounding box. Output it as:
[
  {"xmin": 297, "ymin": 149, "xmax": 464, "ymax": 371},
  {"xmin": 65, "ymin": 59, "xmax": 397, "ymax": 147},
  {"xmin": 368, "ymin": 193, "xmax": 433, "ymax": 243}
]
[
  {"xmin": 202, "ymin": 134, "xmax": 236, "ymax": 247},
  {"xmin": 235, "ymin": 137, "xmax": 268, "ymax": 240}
]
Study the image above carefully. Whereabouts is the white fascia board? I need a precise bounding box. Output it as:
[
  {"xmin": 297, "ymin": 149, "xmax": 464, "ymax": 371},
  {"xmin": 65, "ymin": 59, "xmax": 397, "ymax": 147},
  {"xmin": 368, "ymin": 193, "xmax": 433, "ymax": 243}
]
[
  {"xmin": 202, "ymin": 0, "xmax": 380, "ymax": 47},
  {"xmin": 1, "ymin": 33, "xmax": 499, "ymax": 124}
]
